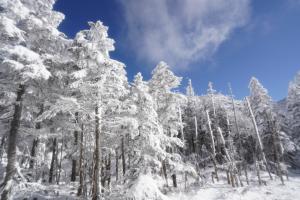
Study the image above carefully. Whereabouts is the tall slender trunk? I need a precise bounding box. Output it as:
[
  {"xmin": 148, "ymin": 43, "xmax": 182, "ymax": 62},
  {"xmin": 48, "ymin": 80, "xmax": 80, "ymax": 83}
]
[
  {"xmin": 178, "ymin": 106, "xmax": 184, "ymax": 142},
  {"xmin": 228, "ymin": 84, "xmax": 242, "ymax": 156},
  {"xmin": 92, "ymin": 105, "xmax": 101, "ymax": 200},
  {"xmin": 107, "ymin": 153, "xmax": 111, "ymax": 190},
  {"xmin": 254, "ymin": 154, "xmax": 262, "ymax": 185},
  {"xmin": 115, "ymin": 149, "xmax": 119, "ymax": 182},
  {"xmin": 30, "ymin": 104, "xmax": 44, "ymax": 169},
  {"xmin": 57, "ymin": 139, "xmax": 64, "ymax": 185},
  {"xmin": 217, "ymin": 127, "xmax": 231, "ymax": 162},
  {"xmin": 246, "ymin": 97, "xmax": 272, "ymax": 180},
  {"xmin": 171, "ymin": 174, "xmax": 177, "ymax": 188},
  {"xmin": 49, "ymin": 138, "xmax": 57, "ymax": 183},
  {"xmin": 71, "ymin": 112, "xmax": 79, "ymax": 182},
  {"xmin": 0, "ymin": 136, "xmax": 7, "ymax": 162},
  {"xmin": 206, "ymin": 110, "xmax": 216, "ymax": 156},
  {"xmin": 121, "ymin": 136, "xmax": 126, "ymax": 177},
  {"xmin": 244, "ymin": 165, "xmax": 249, "ymax": 185},
  {"xmin": 194, "ymin": 116, "xmax": 198, "ymax": 154},
  {"xmin": 29, "ymin": 138, "xmax": 39, "ymax": 169},
  {"xmin": 206, "ymin": 110, "xmax": 219, "ymax": 181},
  {"xmin": 269, "ymin": 120, "xmax": 284, "ymax": 185},
  {"xmin": 1, "ymin": 84, "xmax": 25, "ymax": 200},
  {"xmin": 162, "ymin": 160, "xmax": 168, "ymax": 186},
  {"xmin": 78, "ymin": 124, "xmax": 84, "ymax": 196}
]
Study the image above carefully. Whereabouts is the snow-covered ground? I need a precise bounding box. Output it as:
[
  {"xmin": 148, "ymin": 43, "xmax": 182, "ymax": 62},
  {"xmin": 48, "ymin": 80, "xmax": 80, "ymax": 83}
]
[
  {"xmin": 168, "ymin": 171, "xmax": 300, "ymax": 200},
  {"xmin": 11, "ymin": 170, "xmax": 300, "ymax": 200}
]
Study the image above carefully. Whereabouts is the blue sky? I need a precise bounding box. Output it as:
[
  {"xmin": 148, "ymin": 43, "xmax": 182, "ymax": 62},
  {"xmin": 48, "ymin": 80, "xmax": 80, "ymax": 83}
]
[{"xmin": 54, "ymin": 0, "xmax": 300, "ymax": 100}]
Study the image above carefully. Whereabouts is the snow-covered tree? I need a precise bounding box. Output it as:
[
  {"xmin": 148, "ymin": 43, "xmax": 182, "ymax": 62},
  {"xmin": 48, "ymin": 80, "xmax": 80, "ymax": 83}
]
[
  {"xmin": 248, "ymin": 77, "xmax": 285, "ymax": 183},
  {"xmin": 149, "ymin": 62, "xmax": 196, "ymax": 188},
  {"xmin": 0, "ymin": 0, "xmax": 68, "ymax": 199},
  {"xmin": 120, "ymin": 72, "xmax": 169, "ymax": 199},
  {"xmin": 287, "ymin": 71, "xmax": 300, "ymax": 144}
]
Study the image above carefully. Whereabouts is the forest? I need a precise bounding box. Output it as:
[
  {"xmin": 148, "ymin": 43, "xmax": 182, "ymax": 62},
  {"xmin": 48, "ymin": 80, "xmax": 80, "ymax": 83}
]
[{"xmin": 0, "ymin": 0, "xmax": 300, "ymax": 200}]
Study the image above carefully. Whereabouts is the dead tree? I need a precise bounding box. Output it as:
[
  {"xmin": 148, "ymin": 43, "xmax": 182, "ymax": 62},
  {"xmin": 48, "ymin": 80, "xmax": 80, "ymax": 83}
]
[{"xmin": 206, "ymin": 110, "xmax": 219, "ymax": 182}]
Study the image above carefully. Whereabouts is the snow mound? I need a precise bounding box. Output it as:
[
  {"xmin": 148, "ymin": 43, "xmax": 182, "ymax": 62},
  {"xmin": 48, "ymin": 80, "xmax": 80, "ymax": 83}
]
[{"xmin": 126, "ymin": 174, "xmax": 169, "ymax": 200}]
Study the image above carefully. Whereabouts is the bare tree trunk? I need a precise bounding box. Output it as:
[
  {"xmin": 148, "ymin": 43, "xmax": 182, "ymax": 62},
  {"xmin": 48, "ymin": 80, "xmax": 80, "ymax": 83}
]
[
  {"xmin": 107, "ymin": 153, "xmax": 111, "ymax": 190},
  {"xmin": 77, "ymin": 124, "xmax": 84, "ymax": 197},
  {"xmin": 29, "ymin": 138, "xmax": 39, "ymax": 169},
  {"xmin": 178, "ymin": 106, "xmax": 184, "ymax": 142},
  {"xmin": 121, "ymin": 136, "xmax": 126, "ymax": 177},
  {"xmin": 162, "ymin": 160, "xmax": 168, "ymax": 186},
  {"xmin": 101, "ymin": 156, "xmax": 106, "ymax": 188},
  {"xmin": 217, "ymin": 127, "xmax": 231, "ymax": 162},
  {"xmin": 29, "ymin": 104, "xmax": 44, "ymax": 169},
  {"xmin": 1, "ymin": 84, "xmax": 25, "ymax": 200},
  {"xmin": 194, "ymin": 116, "xmax": 198, "ymax": 154},
  {"xmin": 115, "ymin": 149, "xmax": 119, "ymax": 182},
  {"xmin": 206, "ymin": 110, "xmax": 216, "ymax": 156},
  {"xmin": 92, "ymin": 105, "xmax": 101, "ymax": 200},
  {"xmin": 226, "ymin": 170, "xmax": 231, "ymax": 185},
  {"xmin": 206, "ymin": 110, "xmax": 219, "ymax": 181},
  {"xmin": 246, "ymin": 97, "xmax": 273, "ymax": 180},
  {"xmin": 244, "ymin": 165, "xmax": 249, "ymax": 185},
  {"xmin": 171, "ymin": 174, "xmax": 177, "ymax": 188},
  {"xmin": 57, "ymin": 139, "xmax": 64, "ymax": 185},
  {"xmin": 0, "ymin": 135, "xmax": 7, "ymax": 162},
  {"xmin": 49, "ymin": 138, "xmax": 57, "ymax": 184},
  {"xmin": 230, "ymin": 171, "xmax": 235, "ymax": 187},
  {"xmin": 71, "ymin": 112, "xmax": 79, "ymax": 182},
  {"xmin": 254, "ymin": 154, "xmax": 262, "ymax": 185},
  {"xmin": 228, "ymin": 84, "xmax": 242, "ymax": 156},
  {"xmin": 238, "ymin": 169, "xmax": 244, "ymax": 187},
  {"xmin": 269, "ymin": 120, "xmax": 284, "ymax": 185}
]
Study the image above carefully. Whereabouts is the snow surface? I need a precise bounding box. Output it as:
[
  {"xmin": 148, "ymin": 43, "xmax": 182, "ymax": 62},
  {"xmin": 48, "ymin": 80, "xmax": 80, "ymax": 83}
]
[
  {"xmin": 168, "ymin": 171, "xmax": 300, "ymax": 200},
  {"xmin": 7, "ymin": 170, "xmax": 299, "ymax": 200}
]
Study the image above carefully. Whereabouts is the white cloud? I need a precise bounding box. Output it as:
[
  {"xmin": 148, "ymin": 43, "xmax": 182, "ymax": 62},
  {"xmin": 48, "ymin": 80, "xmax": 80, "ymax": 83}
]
[{"xmin": 120, "ymin": 0, "xmax": 250, "ymax": 70}]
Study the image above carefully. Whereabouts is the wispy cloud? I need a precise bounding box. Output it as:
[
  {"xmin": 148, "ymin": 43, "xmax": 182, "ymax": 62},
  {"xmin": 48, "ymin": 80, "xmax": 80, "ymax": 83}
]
[{"xmin": 120, "ymin": 0, "xmax": 251, "ymax": 70}]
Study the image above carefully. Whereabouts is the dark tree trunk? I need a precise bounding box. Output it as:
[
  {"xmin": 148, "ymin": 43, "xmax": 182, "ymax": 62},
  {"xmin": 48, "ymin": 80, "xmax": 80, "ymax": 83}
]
[
  {"xmin": 71, "ymin": 112, "xmax": 79, "ymax": 182},
  {"xmin": 226, "ymin": 170, "xmax": 231, "ymax": 185},
  {"xmin": 270, "ymin": 120, "xmax": 284, "ymax": 185},
  {"xmin": 121, "ymin": 136, "xmax": 126, "ymax": 177},
  {"xmin": 49, "ymin": 138, "xmax": 57, "ymax": 183},
  {"xmin": 107, "ymin": 153, "xmax": 111, "ymax": 188},
  {"xmin": 1, "ymin": 84, "xmax": 25, "ymax": 200},
  {"xmin": 29, "ymin": 104, "xmax": 43, "ymax": 169},
  {"xmin": 172, "ymin": 174, "xmax": 177, "ymax": 188},
  {"xmin": 29, "ymin": 138, "xmax": 39, "ymax": 169},
  {"xmin": 92, "ymin": 106, "xmax": 101, "ymax": 200},
  {"xmin": 77, "ymin": 124, "xmax": 84, "ymax": 197},
  {"xmin": 57, "ymin": 139, "xmax": 64, "ymax": 185},
  {"xmin": 0, "ymin": 135, "xmax": 7, "ymax": 162},
  {"xmin": 115, "ymin": 149, "xmax": 119, "ymax": 182},
  {"xmin": 244, "ymin": 165, "xmax": 249, "ymax": 185},
  {"xmin": 101, "ymin": 156, "xmax": 105, "ymax": 188},
  {"xmin": 162, "ymin": 160, "xmax": 168, "ymax": 186}
]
